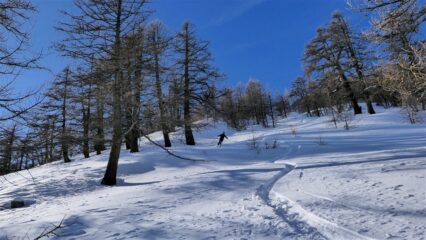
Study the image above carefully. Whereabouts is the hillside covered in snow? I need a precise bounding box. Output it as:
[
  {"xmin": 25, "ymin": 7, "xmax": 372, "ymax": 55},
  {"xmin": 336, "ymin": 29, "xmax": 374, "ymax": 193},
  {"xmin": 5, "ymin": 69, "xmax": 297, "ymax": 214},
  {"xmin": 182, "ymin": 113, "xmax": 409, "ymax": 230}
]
[{"xmin": 0, "ymin": 106, "xmax": 425, "ymax": 239}]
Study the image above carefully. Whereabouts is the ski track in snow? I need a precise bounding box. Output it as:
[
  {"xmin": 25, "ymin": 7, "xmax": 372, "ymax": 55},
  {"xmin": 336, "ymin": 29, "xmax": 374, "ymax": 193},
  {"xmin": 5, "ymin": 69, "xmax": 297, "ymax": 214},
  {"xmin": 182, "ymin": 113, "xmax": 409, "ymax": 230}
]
[
  {"xmin": 0, "ymin": 105, "xmax": 425, "ymax": 239},
  {"xmin": 256, "ymin": 163, "xmax": 375, "ymax": 240}
]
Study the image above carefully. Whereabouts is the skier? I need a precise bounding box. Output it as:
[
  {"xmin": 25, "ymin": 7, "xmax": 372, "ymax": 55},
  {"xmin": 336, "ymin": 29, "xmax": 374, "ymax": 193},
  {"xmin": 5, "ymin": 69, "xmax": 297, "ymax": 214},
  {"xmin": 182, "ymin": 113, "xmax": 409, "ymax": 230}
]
[{"xmin": 217, "ymin": 132, "xmax": 228, "ymax": 146}]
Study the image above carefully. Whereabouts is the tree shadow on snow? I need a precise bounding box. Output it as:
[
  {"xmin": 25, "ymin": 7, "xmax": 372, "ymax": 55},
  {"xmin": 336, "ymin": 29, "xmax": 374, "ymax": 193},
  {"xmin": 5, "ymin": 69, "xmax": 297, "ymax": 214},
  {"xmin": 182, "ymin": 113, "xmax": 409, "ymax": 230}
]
[
  {"xmin": 296, "ymin": 152, "xmax": 426, "ymax": 170},
  {"xmin": 161, "ymin": 168, "xmax": 282, "ymax": 195}
]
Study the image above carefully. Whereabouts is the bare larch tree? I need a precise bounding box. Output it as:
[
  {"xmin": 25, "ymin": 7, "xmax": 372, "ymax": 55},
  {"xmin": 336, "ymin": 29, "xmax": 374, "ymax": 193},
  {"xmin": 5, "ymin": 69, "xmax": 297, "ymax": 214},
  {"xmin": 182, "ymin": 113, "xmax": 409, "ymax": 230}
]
[
  {"xmin": 57, "ymin": 0, "xmax": 150, "ymax": 185},
  {"xmin": 174, "ymin": 22, "xmax": 221, "ymax": 145},
  {"xmin": 146, "ymin": 21, "xmax": 172, "ymax": 147}
]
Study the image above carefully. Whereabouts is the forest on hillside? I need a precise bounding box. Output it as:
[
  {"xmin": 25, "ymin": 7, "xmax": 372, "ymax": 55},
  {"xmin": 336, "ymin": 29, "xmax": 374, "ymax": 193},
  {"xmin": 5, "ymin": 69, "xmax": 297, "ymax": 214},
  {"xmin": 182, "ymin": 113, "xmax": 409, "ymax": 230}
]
[{"xmin": 0, "ymin": 0, "xmax": 424, "ymax": 186}]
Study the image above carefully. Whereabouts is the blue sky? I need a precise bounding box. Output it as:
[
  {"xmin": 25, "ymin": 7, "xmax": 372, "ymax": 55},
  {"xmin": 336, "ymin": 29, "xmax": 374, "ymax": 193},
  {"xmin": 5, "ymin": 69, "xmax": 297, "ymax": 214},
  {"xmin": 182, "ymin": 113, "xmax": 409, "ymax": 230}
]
[{"xmin": 15, "ymin": 0, "xmax": 370, "ymax": 95}]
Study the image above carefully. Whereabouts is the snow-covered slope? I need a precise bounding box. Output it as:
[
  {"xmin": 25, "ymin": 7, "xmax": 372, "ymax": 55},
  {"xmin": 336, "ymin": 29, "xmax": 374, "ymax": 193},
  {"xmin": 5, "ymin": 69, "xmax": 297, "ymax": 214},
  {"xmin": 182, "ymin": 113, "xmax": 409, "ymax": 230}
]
[{"xmin": 0, "ymin": 106, "xmax": 425, "ymax": 239}]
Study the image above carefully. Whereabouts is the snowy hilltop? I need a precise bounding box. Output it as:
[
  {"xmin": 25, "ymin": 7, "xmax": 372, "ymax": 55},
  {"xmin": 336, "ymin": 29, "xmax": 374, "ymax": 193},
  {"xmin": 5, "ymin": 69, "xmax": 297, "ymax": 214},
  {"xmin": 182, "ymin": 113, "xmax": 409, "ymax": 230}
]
[{"xmin": 0, "ymin": 105, "xmax": 425, "ymax": 239}]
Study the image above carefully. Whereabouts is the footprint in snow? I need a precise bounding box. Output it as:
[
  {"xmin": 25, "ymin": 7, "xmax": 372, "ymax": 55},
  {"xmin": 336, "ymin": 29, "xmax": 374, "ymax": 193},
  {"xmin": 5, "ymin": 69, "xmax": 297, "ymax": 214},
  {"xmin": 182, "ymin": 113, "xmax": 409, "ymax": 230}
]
[
  {"xmin": 371, "ymin": 182, "xmax": 381, "ymax": 187},
  {"xmin": 386, "ymin": 234, "xmax": 400, "ymax": 239}
]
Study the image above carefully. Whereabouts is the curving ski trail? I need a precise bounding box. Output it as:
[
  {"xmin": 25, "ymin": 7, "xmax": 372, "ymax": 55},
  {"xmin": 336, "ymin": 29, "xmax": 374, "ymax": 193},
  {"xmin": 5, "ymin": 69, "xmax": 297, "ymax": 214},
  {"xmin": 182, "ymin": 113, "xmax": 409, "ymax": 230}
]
[{"xmin": 257, "ymin": 163, "xmax": 376, "ymax": 240}]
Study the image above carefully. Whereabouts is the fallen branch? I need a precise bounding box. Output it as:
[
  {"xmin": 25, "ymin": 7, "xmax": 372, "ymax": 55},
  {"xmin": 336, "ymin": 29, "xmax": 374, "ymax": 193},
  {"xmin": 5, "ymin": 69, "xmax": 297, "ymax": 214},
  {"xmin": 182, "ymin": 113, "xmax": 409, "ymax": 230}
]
[
  {"xmin": 15, "ymin": 171, "xmax": 31, "ymax": 182},
  {"xmin": 33, "ymin": 216, "xmax": 65, "ymax": 240},
  {"xmin": 142, "ymin": 134, "xmax": 210, "ymax": 162},
  {"xmin": 26, "ymin": 169, "xmax": 36, "ymax": 183},
  {"xmin": 2, "ymin": 176, "xmax": 14, "ymax": 185}
]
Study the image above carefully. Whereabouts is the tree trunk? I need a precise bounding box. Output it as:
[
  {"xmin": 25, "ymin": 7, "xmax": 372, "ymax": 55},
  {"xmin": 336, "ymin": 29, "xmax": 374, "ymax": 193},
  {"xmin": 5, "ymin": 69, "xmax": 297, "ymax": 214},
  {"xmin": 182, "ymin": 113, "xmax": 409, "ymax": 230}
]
[
  {"xmin": 125, "ymin": 136, "xmax": 131, "ymax": 150},
  {"xmin": 129, "ymin": 50, "xmax": 142, "ymax": 153},
  {"xmin": 102, "ymin": 72, "xmax": 123, "ymax": 185},
  {"xmin": 337, "ymin": 15, "xmax": 375, "ymax": 115},
  {"xmin": 153, "ymin": 33, "xmax": 172, "ymax": 148},
  {"xmin": 339, "ymin": 69, "xmax": 362, "ymax": 115},
  {"xmin": 124, "ymin": 66, "xmax": 132, "ymax": 151},
  {"xmin": 281, "ymin": 96, "xmax": 288, "ymax": 118},
  {"xmin": 62, "ymin": 144, "xmax": 71, "ymax": 163},
  {"xmin": 163, "ymin": 132, "xmax": 171, "ymax": 147},
  {"xmin": 306, "ymin": 102, "xmax": 312, "ymax": 117},
  {"xmin": 61, "ymin": 69, "xmax": 71, "ymax": 163},
  {"xmin": 3, "ymin": 125, "xmax": 16, "ymax": 173},
  {"xmin": 343, "ymin": 80, "xmax": 362, "ymax": 115},
  {"xmin": 101, "ymin": 124, "xmax": 121, "ymax": 186},
  {"xmin": 268, "ymin": 95, "xmax": 275, "ymax": 128},
  {"xmin": 49, "ymin": 121, "xmax": 55, "ymax": 162},
  {"xmin": 129, "ymin": 131, "xmax": 139, "ymax": 153},
  {"xmin": 18, "ymin": 147, "xmax": 24, "ymax": 171},
  {"xmin": 102, "ymin": 0, "xmax": 123, "ymax": 186},
  {"xmin": 124, "ymin": 70, "xmax": 132, "ymax": 151},
  {"xmin": 314, "ymin": 105, "xmax": 321, "ymax": 117},
  {"xmin": 82, "ymin": 80, "xmax": 92, "ymax": 158},
  {"xmin": 82, "ymin": 110, "xmax": 90, "ymax": 158},
  {"xmin": 365, "ymin": 94, "xmax": 376, "ymax": 114},
  {"xmin": 94, "ymin": 81, "xmax": 106, "ymax": 155},
  {"xmin": 44, "ymin": 134, "xmax": 49, "ymax": 164},
  {"xmin": 183, "ymin": 25, "xmax": 195, "ymax": 145}
]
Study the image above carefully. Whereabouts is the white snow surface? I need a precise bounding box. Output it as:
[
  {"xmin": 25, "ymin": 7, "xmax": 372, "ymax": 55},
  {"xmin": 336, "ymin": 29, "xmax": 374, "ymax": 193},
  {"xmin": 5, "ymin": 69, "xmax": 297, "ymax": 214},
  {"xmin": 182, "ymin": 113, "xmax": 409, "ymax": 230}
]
[{"xmin": 0, "ymin": 106, "xmax": 425, "ymax": 239}]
